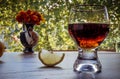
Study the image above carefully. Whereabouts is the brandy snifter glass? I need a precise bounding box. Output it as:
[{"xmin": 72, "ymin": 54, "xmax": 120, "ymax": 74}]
[{"xmin": 68, "ymin": 5, "xmax": 109, "ymax": 73}]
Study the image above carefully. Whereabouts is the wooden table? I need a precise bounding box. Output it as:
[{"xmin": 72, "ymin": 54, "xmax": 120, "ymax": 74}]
[{"xmin": 0, "ymin": 51, "xmax": 120, "ymax": 79}]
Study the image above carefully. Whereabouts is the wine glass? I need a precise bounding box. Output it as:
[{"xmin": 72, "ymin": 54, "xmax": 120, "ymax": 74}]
[{"xmin": 68, "ymin": 5, "xmax": 109, "ymax": 73}]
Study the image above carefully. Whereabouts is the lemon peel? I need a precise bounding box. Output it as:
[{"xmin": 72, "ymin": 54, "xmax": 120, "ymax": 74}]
[{"xmin": 0, "ymin": 41, "xmax": 5, "ymax": 57}]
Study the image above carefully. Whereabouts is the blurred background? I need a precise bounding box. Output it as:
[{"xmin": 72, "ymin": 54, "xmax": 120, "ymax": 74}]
[{"xmin": 0, "ymin": 0, "xmax": 120, "ymax": 52}]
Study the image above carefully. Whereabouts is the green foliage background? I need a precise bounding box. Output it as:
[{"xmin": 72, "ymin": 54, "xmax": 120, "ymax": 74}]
[{"xmin": 0, "ymin": 0, "xmax": 120, "ymax": 52}]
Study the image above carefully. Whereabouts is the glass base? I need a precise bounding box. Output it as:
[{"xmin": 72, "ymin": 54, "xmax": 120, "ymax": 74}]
[
  {"xmin": 73, "ymin": 49, "xmax": 102, "ymax": 73},
  {"xmin": 73, "ymin": 58, "xmax": 101, "ymax": 73}
]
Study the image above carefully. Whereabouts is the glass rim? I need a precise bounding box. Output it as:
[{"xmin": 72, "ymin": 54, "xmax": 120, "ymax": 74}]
[
  {"xmin": 69, "ymin": 4, "xmax": 110, "ymax": 24},
  {"xmin": 71, "ymin": 4, "xmax": 107, "ymax": 12}
]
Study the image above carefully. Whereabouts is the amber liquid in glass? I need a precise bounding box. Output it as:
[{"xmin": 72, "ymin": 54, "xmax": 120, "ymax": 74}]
[{"xmin": 68, "ymin": 23, "xmax": 109, "ymax": 49}]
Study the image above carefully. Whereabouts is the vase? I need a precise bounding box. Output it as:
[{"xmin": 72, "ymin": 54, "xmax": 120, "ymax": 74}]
[{"xmin": 20, "ymin": 23, "xmax": 39, "ymax": 54}]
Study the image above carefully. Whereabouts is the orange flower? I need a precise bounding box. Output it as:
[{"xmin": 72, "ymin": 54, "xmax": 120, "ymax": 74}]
[{"xmin": 16, "ymin": 10, "xmax": 45, "ymax": 25}]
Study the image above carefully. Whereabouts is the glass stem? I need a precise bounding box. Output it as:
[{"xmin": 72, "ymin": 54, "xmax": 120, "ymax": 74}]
[{"xmin": 78, "ymin": 48, "xmax": 98, "ymax": 60}]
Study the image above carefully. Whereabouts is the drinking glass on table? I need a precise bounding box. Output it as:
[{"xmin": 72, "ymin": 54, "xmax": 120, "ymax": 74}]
[{"xmin": 68, "ymin": 5, "xmax": 109, "ymax": 73}]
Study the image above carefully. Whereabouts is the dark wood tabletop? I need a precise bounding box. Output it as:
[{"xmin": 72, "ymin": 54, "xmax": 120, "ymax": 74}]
[{"xmin": 0, "ymin": 51, "xmax": 120, "ymax": 79}]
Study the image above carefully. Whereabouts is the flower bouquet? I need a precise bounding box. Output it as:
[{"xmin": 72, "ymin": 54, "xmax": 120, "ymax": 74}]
[
  {"xmin": 16, "ymin": 10, "xmax": 45, "ymax": 25},
  {"xmin": 16, "ymin": 10, "xmax": 45, "ymax": 54}
]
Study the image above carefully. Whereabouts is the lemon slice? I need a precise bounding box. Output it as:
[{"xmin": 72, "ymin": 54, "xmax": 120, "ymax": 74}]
[
  {"xmin": 38, "ymin": 49, "xmax": 65, "ymax": 67},
  {"xmin": 0, "ymin": 41, "xmax": 5, "ymax": 57}
]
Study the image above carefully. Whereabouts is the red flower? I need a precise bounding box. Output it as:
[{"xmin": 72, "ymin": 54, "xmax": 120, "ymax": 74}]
[{"xmin": 16, "ymin": 10, "xmax": 45, "ymax": 25}]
